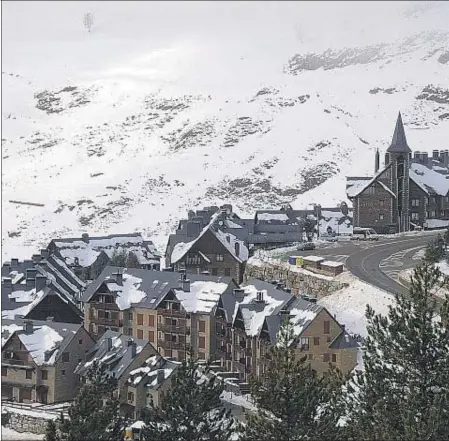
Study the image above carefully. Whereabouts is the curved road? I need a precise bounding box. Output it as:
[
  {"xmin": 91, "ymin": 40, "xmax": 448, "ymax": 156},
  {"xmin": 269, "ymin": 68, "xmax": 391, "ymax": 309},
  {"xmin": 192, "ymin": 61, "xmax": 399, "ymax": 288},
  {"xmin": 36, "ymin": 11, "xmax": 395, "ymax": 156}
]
[{"xmin": 345, "ymin": 234, "xmax": 438, "ymax": 296}]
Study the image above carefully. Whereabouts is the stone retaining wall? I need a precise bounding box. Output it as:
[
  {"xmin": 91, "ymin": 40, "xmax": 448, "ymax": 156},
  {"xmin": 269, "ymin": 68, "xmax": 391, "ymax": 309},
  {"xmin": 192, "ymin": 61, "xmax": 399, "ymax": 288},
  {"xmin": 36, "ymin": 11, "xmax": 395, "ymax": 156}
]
[
  {"xmin": 244, "ymin": 262, "xmax": 348, "ymax": 299},
  {"xmin": 3, "ymin": 408, "xmax": 57, "ymax": 435}
]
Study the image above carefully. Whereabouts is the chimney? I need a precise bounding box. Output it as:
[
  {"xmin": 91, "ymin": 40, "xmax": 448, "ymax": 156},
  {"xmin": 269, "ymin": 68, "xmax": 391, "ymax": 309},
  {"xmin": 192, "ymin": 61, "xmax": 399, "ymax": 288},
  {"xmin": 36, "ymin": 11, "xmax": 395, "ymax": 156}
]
[
  {"xmin": 81, "ymin": 233, "xmax": 89, "ymax": 244},
  {"xmin": 130, "ymin": 342, "xmax": 137, "ymax": 357},
  {"xmin": 127, "ymin": 338, "xmax": 134, "ymax": 347},
  {"xmin": 341, "ymin": 324, "xmax": 346, "ymax": 330},
  {"xmin": 46, "ymin": 317, "xmax": 54, "ymax": 322},
  {"xmin": 256, "ymin": 291, "xmax": 264, "ymax": 303},
  {"xmin": 40, "ymin": 249, "xmax": 50, "ymax": 259},
  {"xmin": 26, "ymin": 268, "xmax": 38, "ymax": 279},
  {"xmin": 384, "ymin": 152, "xmax": 390, "ymax": 166},
  {"xmin": 35, "ymin": 275, "xmax": 47, "ymax": 292},
  {"xmin": 3, "ymin": 277, "xmax": 12, "ymax": 293},
  {"xmin": 113, "ymin": 270, "xmax": 123, "ymax": 286},
  {"xmin": 444, "ymin": 150, "xmax": 449, "ymax": 167},
  {"xmin": 44, "ymin": 350, "xmax": 52, "ymax": 362},
  {"xmin": 107, "ymin": 337, "xmax": 113, "ymax": 351},
  {"xmin": 413, "ymin": 151, "xmax": 420, "ymax": 162},
  {"xmin": 11, "ymin": 258, "xmax": 19, "ymax": 268},
  {"xmin": 157, "ymin": 369, "xmax": 165, "ymax": 384},
  {"xmin": 279, "ymin": 309, "xmax": 289, "ymax": 317},
  {"xmin": 422, "ymin": 152, "xmax": 429, "ymax": 164},
  {"xmin": 374, "ymin": 149, "xmax": 380, "ymax": 173},
  {"xmin": 32, "ymin": 254, "xmax": 42, "ymax": 263},
  {"xmin": 225, "ymin": 235, "xmax": 231, "ymax": 244},
  {"xmin": 433, "ymin": 149, "xmax": 440, "ymax": 160},
  {"xmin": 23, "ymin": 320, "xmax": 34, "ymax": 335},
  {"xmin": 234, "ymin": 242, "xmax": 240, "ymax": 257},
  {"xmin": 181, "ymin": 278, "xmax": 190, "ymax": 293}
]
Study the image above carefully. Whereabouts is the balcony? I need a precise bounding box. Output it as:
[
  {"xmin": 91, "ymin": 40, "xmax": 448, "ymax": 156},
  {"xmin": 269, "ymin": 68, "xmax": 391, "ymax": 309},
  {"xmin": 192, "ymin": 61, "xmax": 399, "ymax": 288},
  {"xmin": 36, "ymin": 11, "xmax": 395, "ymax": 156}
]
[
  {"xmin": 157, "ymin": 339, "xmax": 186, "ymax": 351},
  {"xmin": 89, "ymin": 317, "xmax": 120, "ymax": 326},
  {"xmin": 90, "ymin": 301, "xmax": 119, "ymax": 310},
  {"xmin": 2, "ymin": 358, "xmax": 33, "ymax": 367},
  {"xmin": 158, "ymin": 323, "xmax": 185, "ymax": 334},
  {"xmin": 157, "ymin": 308, "xmax": 185, "ymax": 318}
]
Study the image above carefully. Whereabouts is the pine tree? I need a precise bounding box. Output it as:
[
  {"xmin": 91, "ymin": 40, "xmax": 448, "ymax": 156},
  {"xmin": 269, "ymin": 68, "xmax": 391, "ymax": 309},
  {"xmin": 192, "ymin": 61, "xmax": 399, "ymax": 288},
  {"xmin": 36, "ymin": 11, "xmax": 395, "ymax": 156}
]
[
  {"xmin": 125, "ymin": 251, "xmax": 140, "ymax": 268},
  {"xmin": 44, "ymin": 420, "xmax": 58, "ymax": 441},
  {"xmin": 141, "ymin": 357, "xmax": 237, "ymax": 441},
  {"xmin": 424, "ymin": 235, "xmax": 445, "ymax": 264},
  {"xmin": 109, "ymin": 248, "xmax": 127, "ymax": 267},
  {"xmin": 345, "ymin": 262, "xmax": 449, "ymax": 440},
  {"xmin": 57, "ymin": 361, "xmax": 127, "ymax": 441},
  {"xmin": 241, "ymin": 319, "xmax": 345, "ymax": 441}
]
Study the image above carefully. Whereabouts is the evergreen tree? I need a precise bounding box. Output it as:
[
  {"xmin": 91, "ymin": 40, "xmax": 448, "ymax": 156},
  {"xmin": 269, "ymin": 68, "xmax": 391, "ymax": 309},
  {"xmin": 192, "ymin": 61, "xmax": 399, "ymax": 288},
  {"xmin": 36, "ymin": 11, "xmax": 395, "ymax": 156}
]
[
  {"xmin": 109, "ymin": 248, "xmax": 127, "ymax": 267},
  {"xmin": 57, "ymin": 361, "xmax": 127, "ymax": 441},
  {"xmin": 44, "ymin": 420, "xmax": 58, "ymax": 441},
  {"xmin": 241, "ymin": 319, "xmax": 345, "ymax": 441},
  {"xmin": 125, "ymin": 251, "xmax": 140, "ymax": 268},
  {"xmin": 424, "ymin": 235, "xmax": 445, "ymax": 264},
  {"xmin": 345, "ymin": 262, "xmax": 449, "ymax": 440},
  {"xmin": 141, "ymin": 357, "xmax": 237, "ymax": 441}
]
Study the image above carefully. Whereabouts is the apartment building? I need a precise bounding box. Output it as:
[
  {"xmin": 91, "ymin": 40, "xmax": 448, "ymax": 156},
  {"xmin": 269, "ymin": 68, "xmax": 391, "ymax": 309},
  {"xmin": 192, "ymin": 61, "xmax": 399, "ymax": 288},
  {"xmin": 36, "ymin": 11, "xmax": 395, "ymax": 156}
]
[{"xmin": 1, "ymin": 319, "xmax": 93, "ymax": 404}]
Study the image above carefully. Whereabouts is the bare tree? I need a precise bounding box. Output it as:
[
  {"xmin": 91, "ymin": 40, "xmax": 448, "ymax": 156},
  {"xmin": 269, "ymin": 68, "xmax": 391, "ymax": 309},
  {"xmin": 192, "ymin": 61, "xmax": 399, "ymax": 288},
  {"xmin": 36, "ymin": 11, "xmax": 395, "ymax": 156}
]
[{"xmin": 83, "ymin": 12, "xmax": 94, "ymax": 33}]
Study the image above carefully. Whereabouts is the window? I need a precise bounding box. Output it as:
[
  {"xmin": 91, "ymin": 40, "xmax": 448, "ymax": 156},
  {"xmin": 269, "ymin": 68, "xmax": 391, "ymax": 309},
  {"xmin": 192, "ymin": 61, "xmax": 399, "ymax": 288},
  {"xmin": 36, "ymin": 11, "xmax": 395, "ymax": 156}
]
[
  {"xmin": 212, "ymin": 268, "xmax": 218, "ymax": 276},
  {"xmin": 224, "ymin": 268, "xmax": 231, "ymax": 277},
  {"xmin": 137, "ymin": 314, "xmax": 143, "ymax": 325},
  {"xmin": 186, "ymin": 254, "xmax": 201, "ymax": 265},
  {"xmin": 425, "ymin": 197, "xmax": 429, "ymax": 204},
  {"xmin": 41, "ymin": 370, "xmax": 48, "ymax": 380},
  {"xmin": 78, "ymin": 339, "xmax": 83, "ymax": 345},
  {"xmin": 199, "ymin": 336, "xmax": 206, "ymax": 349},
  {"xmin": 327, "ymin": 336, "xmax": 332, "ymax": 342},
  {"xmin": 127, "ymin": 392, "xmax": 134, "ymax": 402},
  {"xmin": 2, "ymin": 366, "xmax": 7, "ymax": 377},
  {"xmin": 164, "ymin": 349, "xmax": 172, "ymax": 357},
  {"xmin": 379, "ymin": 200, "xmax": 385, "ymax": 206},
  {"xmin": 61, "ymin": 370, "xmax": 66, "ymax": 376},
  {"xmin": 445, "ymin": 196, "xmax": 449, "ymax": 203},
  {"xmin": 411, "ymin": 199, "xmax": 420, "ymax": 207},
  {"xmin": 198, "ymin": 351, "xmax": 206, "ymax": 360},
  {"xmin": 379, "ymin": 214, "xmax": 384, "ymax": 220},
  {"xmin": 26, "ymin": 370, "xmax": 32, "ymax": 379},
  {"xmin": 411, "ymin": 212, "xmax": 419, "ymax": 221},
  {"xmin": 308, "ymin": 353, "xmax": 313, "ymax": 360},
  {"xmin": 137, "ymin": 329, "xmax": 143, "ymax": 339},
  {"xmin": 62, "ymin": 352, "xmax": 70, "ymax": 362},
  {"xmin": 158, "ymin": 315, "xmax": 162, "ymax": 324},
  {"xmin": 128, "ymin": 313, "xmax": 133, "ymax": 321},
  {"xmin": 199, "ymin": 321, "xmax": 206, "ymax": 333},
  {"xmin": 323, "ymin": 353, "xmax": 330, "ymax": 362},
  {"xmin": 148, "ymin": 315, "xmax": 155, "ymax": 327},
  {"xmin": 431, "ymin": 197, "xmax": 436, "ymax": 204},
  {"xmin": 428, "ymin": 211, "xmax": 436, "ymax": 218},
  {"xmin": 324, "ymin": 321, "xmax": 330, "ymax": 334},
  {"xmin": 216, "ymin": 254, "xmax": 224, "ymax": 262},
  {"xmin": 332, "ymin": 354, "xmax": 337, "ymax": 363},
  {"xmin": 128, "ymin": 328, "xmax": 133, "ymax": 337},
  {"xmin": 148, "ymin": 330, "xmax": 155, "ymax": 343},
  {"xmin": 313, "ymin": 337, "xmax": 320, "ymax": 346}
]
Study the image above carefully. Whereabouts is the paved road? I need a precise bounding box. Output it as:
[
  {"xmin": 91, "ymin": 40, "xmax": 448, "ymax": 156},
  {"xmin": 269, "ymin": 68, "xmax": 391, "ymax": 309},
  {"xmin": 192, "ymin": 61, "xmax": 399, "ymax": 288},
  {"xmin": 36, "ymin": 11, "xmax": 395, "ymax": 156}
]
[{"xmin": 345, "ymin": 234, "xmax": 438, "ymax": 295}]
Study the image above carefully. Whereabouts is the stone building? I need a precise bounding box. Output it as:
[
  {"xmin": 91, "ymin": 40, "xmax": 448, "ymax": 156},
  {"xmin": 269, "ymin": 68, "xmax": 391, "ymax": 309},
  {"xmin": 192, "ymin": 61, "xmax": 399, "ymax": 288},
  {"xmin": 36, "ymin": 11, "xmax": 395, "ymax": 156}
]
[
  {"xmin": 1, "ymin": 319, "xmax": 94, "ymax": 404},
  {"xmin": 347, "ymin": 112, "xmax": 449, "ymax": 233}
]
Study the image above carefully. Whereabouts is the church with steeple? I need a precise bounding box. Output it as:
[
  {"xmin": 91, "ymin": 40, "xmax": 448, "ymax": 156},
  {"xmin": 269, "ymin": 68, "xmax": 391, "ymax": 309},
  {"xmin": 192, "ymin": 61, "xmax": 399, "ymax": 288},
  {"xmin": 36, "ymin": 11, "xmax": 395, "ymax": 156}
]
[{"xmin": 346, "ymin": 112, "xmax": 449, "ymax": 233}]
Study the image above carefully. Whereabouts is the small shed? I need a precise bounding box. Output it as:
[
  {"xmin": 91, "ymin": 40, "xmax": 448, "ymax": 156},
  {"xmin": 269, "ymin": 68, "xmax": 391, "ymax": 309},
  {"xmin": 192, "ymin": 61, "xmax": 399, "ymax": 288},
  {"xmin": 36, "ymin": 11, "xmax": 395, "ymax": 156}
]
[
  {"xmin": 302, "ymin": 256, "xmax": 324, "ymax": 271},
  {"xmin": 321, "ymin": 260, "xmax": 344, "ymax": 276}
]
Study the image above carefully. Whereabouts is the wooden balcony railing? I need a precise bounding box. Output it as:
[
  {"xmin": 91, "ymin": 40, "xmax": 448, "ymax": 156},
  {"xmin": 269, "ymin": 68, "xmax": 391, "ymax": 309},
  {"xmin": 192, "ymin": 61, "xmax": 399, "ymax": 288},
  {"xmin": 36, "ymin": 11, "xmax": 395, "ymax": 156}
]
[
  {"xmin": 158, "ymin": 324, "xmax": 186, "ymax": 334},
  {"xmin": 157, "ymin": 339, "xmax": 186, "ymax": 351},
  {"xmin": 2, "ymin": 358, "xmax": 33, "ymax": 367},
  {"xmin": 157, "ymin": 308, "xmax": 185, "ymax": 318}
]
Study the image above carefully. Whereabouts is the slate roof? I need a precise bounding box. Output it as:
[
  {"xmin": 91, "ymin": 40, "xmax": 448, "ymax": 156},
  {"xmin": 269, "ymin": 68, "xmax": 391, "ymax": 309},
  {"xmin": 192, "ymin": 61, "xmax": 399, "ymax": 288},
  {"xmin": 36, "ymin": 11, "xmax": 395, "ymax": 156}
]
[
  {"xmin": 387, "ymin": 112, "xmax": 411, "ymax": 153},
  {"xmin": 329, "ymin": 331, "xmax": 359, "ymax": 350},
  {"xmin": 49, "ymin": 233, "xmax": 161, "ymax": 268},
  {"xmin": 409, "ymin": 161, "xmax": 449, "ymax": 196},
  {"xmin": 81, "ymin": 266, "xmax": 233, "ymax": 310},
  {"xmin": 75, "ymin": 330, "xmax": 151, "ymax": 379},
  {"xmin": 1, "ymin": 318, "xmax": 82, "ymax": 366},
  {"xmin": 127, "ymin": 354, "xmax": 180, "ymax": 390}
]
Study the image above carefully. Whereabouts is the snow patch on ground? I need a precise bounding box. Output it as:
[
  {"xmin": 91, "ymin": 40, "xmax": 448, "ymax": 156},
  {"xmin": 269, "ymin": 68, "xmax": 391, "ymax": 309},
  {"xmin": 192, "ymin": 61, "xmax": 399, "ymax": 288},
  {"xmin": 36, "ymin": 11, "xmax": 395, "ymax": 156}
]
[
  {"xmin": 1, "ymin": 426, "xmax": 44, "ymax": 440},
  {"xmin": 318, "ymin": 272, "xmax": 396, "ymax": 337}
]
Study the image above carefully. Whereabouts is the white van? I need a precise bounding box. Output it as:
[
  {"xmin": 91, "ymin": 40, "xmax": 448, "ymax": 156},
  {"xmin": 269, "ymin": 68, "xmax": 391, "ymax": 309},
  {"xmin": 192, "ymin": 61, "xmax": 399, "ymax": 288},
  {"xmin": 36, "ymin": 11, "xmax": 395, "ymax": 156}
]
[{"xmin": 352, "ymin": 227, "xmax": 379, "ymax": 241}]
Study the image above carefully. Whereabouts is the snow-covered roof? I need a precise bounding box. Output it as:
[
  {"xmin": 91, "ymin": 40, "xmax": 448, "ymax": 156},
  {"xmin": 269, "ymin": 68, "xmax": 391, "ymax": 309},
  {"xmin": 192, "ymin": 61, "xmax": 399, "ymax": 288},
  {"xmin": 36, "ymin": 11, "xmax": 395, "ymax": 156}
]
[
  {"xmin": 2, "ymin": 319, "xmax": 82, "ymax": 366},
  {"xmin": 257, "ymin": 212, "xmax": 289, "ymax": 222},
  {"xmin": 170, "ymin": 211, "xmax": 248, "ymax": 265},
  {"xmin": 235, "ymin": 280, "xmax": 293, "ymax": 337},
  {"xmin": 319, "ymin": 209, "xmax": 353, "ymax": 235},
  {"xmin": 346, "ymin": 177, "xmax": 373, "ymax": 198},
  {"xmin": 321, "ymin": 260, "xmax": 344, "ymax": 268},
  {"xmin": 76, "ymin": 330, "xmax": 148, "ymax": 379},
  {"xmin": 127, "ymin": 353, "xmax": 180, "ymax": 390},
  {"xmin": 174, "ymin": 281, "xmax": 228, "ymax": 313},
  {"xmin": 289, "ymin": 301, "xmax": 322, "ymax": 337},
  {"xmin": 224, "ymin": 219, "xmax": 243, "ymax": 229},
  {"xmin": 108, "ymin": 274, "xmax": 146, "ymax": 310},
  {"xmin": 2, "ymin": 288, "xmax": 47, "ymax": 320},
  {"xmin": 409, "ymin": 162, "xmax": 449, "ymax": 196},
  {"xmin": 302, "ymin": 256, "xmax": 324, "ymax": 263},
  {"xmin": 51, "ymin": 233, "xmax": 160, "ymax": 267}
]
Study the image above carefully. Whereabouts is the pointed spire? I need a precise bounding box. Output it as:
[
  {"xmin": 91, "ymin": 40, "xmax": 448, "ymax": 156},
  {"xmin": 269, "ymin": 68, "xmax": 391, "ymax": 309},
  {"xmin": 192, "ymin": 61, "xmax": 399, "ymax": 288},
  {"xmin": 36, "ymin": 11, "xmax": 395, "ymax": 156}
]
[{"xmin": 387, "ymin": 111, "xmax": 411, "ymax": 153}]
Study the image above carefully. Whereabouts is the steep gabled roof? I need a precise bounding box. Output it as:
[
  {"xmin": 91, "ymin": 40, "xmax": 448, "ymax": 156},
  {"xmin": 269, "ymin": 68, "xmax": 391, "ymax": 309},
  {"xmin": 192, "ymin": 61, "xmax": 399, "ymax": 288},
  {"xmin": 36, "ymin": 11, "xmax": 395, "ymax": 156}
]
[
  {"xmin": 346, "ymin": 163, "xmax": 394, "ymax": 199},
  {"xmin": 387, "ymin": 112, "xmax": 411, "ymax": 154},
  {"xmin": 409, "ymin": 162, "xmax": 449, "ymax": 196}
]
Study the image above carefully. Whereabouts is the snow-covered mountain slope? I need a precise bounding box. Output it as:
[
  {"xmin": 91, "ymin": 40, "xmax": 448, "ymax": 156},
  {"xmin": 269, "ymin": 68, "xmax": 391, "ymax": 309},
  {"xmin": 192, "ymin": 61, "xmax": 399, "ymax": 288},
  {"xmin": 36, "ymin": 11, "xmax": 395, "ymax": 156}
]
[{"xmin": 2, "ymin": 1, "xmax": 449, "ymax": 259}]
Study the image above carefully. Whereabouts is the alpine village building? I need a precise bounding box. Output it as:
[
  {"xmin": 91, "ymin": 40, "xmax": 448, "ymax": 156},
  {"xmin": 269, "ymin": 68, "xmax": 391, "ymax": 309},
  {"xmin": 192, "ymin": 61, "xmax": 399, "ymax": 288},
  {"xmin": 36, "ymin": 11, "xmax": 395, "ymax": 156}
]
[{"xmin": 347, "ymin": 112, "xmax": 449, "ymax": 233}]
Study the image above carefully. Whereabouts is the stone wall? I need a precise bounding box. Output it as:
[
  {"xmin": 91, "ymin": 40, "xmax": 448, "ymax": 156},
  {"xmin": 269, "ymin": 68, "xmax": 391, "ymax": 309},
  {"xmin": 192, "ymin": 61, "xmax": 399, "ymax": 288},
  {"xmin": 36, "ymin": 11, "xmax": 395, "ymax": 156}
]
[
  {"xmin": 244, "ymin": 262, "xmax": 348, "ymax": 299},
  {"xmin": 3, "ymin": 408, "xmax": 57, "ymax": 434}
]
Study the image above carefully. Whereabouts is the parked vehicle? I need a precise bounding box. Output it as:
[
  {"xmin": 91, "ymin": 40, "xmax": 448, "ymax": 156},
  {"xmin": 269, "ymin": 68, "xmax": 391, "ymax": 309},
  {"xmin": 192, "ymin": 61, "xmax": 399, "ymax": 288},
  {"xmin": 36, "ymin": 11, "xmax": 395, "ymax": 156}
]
[
  {"xmin": 351, "ymin": 227, "xmax": 379, "ymax": 241},
  {"xmin": 296, "ymin": 241, "xmax": 316, "ymax": 251}
]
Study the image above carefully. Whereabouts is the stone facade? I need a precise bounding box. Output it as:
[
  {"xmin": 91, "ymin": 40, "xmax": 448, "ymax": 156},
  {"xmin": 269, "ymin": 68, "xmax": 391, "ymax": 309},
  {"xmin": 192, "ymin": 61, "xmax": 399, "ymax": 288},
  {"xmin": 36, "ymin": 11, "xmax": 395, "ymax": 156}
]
[{"xmin": 2, "ymin": 408, "xmax": 57, "ymax": 435}]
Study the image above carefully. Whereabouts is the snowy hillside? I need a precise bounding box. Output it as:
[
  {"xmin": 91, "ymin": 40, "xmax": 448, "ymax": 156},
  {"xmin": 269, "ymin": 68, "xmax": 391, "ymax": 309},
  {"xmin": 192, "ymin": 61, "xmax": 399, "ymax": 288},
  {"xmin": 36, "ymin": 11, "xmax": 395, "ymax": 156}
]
[{"xmin": 2, "ymin": 1, "xmax": 449, "ymax": 259}]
